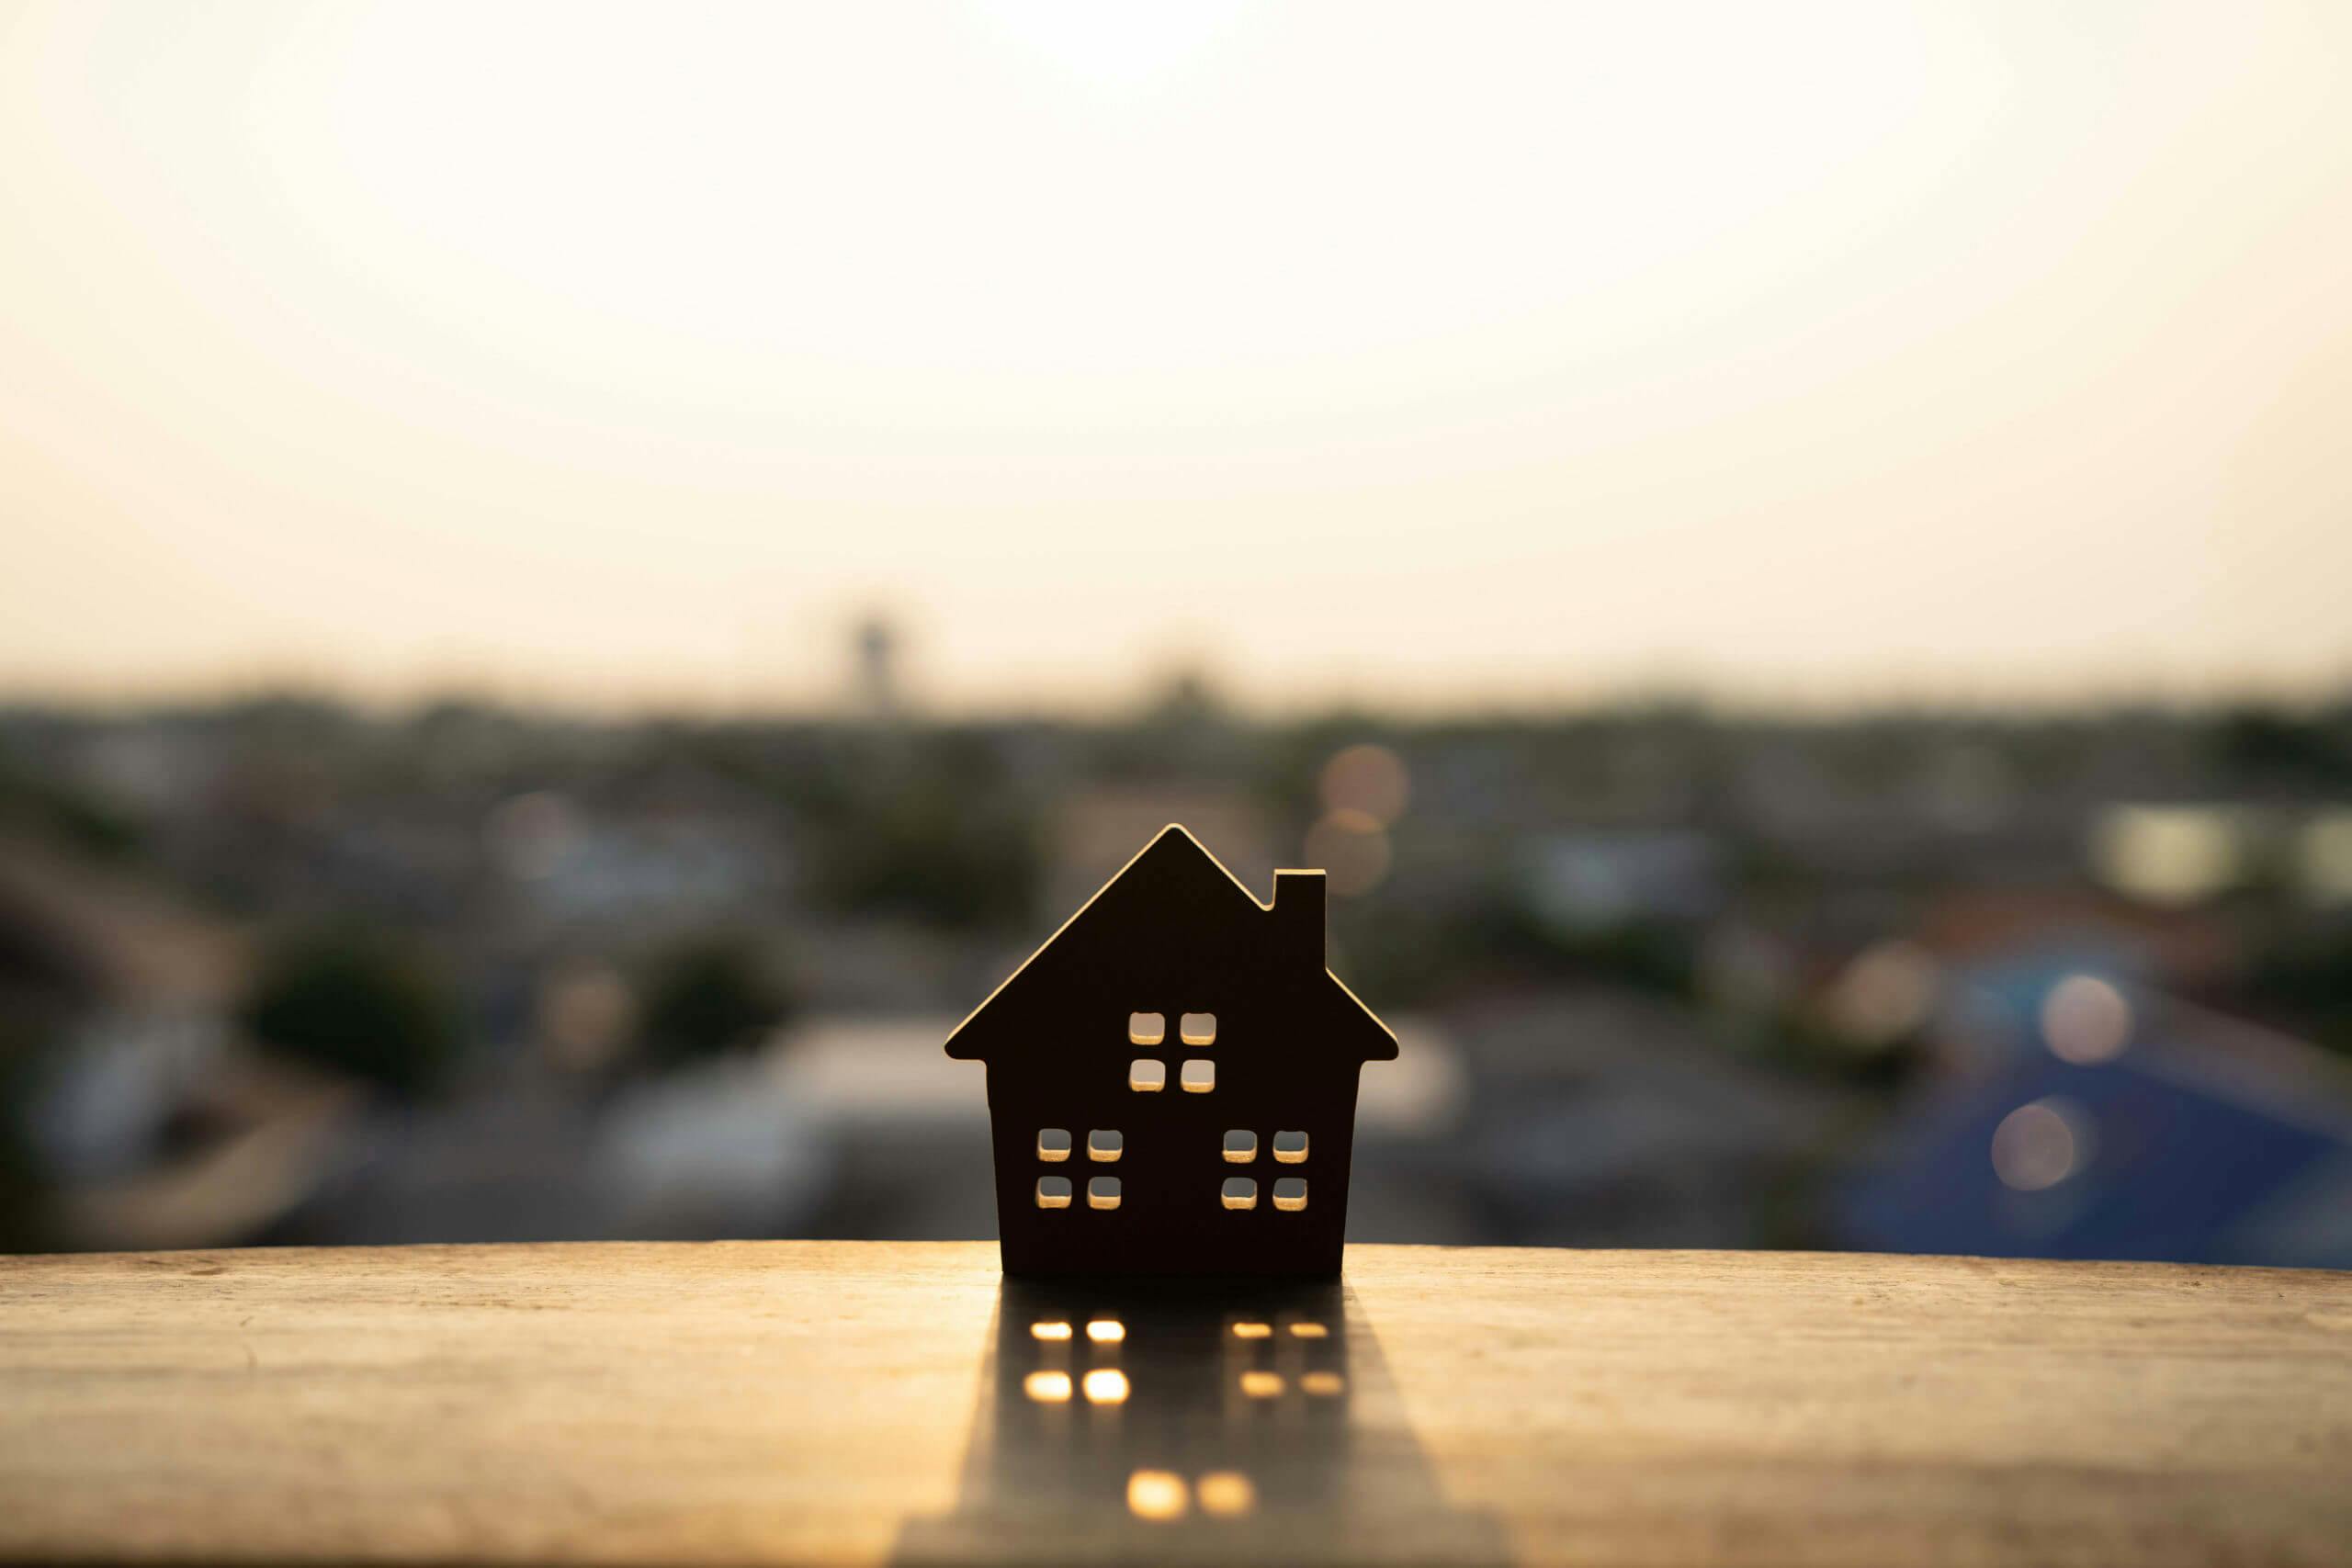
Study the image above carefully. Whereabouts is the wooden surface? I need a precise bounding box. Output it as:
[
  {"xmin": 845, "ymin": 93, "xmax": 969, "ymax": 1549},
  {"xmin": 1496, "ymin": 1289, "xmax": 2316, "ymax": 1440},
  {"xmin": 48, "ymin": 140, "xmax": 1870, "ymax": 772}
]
[{"xmin": 2, "ymin": 1241, "xmax": 2349, "ymax": 1566}]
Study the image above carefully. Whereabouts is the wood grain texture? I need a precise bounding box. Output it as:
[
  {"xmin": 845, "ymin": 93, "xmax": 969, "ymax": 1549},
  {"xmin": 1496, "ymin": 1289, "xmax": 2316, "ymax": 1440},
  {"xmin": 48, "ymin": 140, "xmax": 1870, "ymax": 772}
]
[{"xmin": 1, "ymin": 1241, "xmax": 2347, "ymax": 1566}]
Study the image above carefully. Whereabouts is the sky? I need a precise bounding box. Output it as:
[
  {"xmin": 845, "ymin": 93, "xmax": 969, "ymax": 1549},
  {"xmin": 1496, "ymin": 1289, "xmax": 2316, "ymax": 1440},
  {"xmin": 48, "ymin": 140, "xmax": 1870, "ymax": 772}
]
[{"xmin": 3, "ymin": 1, "xmax": 2349, "ymax": 714}]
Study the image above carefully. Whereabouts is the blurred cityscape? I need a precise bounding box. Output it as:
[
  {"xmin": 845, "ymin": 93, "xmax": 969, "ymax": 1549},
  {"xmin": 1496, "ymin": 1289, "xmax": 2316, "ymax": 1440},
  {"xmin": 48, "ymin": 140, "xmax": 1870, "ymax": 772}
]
[{"xmin": 5, "ymin": 630, "xmax": 2352, "ymax": 1268}]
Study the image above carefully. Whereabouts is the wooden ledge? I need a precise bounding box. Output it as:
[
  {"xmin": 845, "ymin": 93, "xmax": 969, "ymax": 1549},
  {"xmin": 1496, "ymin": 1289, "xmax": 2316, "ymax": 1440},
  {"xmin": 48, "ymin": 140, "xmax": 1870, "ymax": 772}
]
[{"xmin": 2, "ymin": 1242, "xmax": 2348, "ymax": 1565}]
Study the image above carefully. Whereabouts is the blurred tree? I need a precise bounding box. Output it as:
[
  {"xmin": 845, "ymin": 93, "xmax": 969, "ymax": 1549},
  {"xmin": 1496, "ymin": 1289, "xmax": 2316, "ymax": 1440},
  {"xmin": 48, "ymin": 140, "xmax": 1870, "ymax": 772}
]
[
  {"xmin": 803, "ymin": 730, "xmax": 1041, "ymax": 930},
  {"xmin": 2210, "ymin": 705, "xmax": 2352, "ymax": 788},
  {"xmin": 638, "ymin": 936, "xmax": 792, "ymax": 1066},
  {"xmin": 241, "ymin": 928, "xmax": 459, "ymax": 1097}
]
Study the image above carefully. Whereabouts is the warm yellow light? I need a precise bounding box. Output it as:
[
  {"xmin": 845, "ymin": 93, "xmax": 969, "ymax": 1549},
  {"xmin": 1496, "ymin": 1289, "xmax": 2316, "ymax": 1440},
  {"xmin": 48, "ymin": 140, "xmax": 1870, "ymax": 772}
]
[
  {"xmin": 1082, "ymin": 1369, "xmax": 1130, "ymax": 1404},
  {"xmin": 1287, "ymin": 1321, "xmax": 1328, "ymax": 1338},
  {"xmin": 1030, "ymin": 1321, "xmax": 1072, "ymax": 1341},
  {"xmin": 1197, "ymin": 1471, "xmax": 1257, "ymax": 1517},
  {"xmin": 1086, "ymin": 1318, "xmax": 1125, "ymax": 1344},
  {"xmin": 1239, "ymin": 1371, "xmax": 1283, "ymax": 1398},
  {"xmin": 1023, "ymin": 1371, "xmax": 1073, "ymax": 1403},
  {"xmin": 1230, "ymin": 1321, "xmax": 1271, "ymax": 1339},
  {"xmin": 1300, "ymin": 1371, "xmax": 1345, "ymax": 1397},
  {"xmin": 1126, "ymin": 1469, "xmax": 1188, "ymax": 1522}
]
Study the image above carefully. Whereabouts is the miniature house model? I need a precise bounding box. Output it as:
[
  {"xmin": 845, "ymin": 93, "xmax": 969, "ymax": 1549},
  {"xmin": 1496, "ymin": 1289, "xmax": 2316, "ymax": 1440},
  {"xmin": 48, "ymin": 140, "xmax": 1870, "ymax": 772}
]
[{"xmin": 945, "ymin": 825, "xmax": 1396, "ymax": 1277}]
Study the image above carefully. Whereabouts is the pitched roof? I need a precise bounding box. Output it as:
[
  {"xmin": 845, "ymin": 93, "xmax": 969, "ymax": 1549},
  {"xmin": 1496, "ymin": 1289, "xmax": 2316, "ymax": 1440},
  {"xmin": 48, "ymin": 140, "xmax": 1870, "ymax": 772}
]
[{"xmin": 943, "ymin": 824, "xmax": 1395, "ymax": 1062}]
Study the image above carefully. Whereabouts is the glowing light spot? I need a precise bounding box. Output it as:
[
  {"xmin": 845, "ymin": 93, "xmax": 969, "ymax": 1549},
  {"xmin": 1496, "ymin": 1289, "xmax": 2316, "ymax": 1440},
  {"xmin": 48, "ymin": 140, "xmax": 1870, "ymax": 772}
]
[
  {"xmin": 1031, "ymin": 1320, "xmax": 1072, "ymax": 1341},
  {"xmin": 1082, "ymin": 1369, "xmax": 1130, "ymax": 1404},
  {"xmin": 1230, "ymin": 1321, "xmax": 1272, "ymax": 1339},
  {"xmin": 1126, "ymin": 1469, "xmax": 1188, "ymax": 1521},
  {"xmin": 1197, "ymin": 1471, "xmax": 1257, "ymax": 1517},
  {"xmin": 1086, "ymin": 1318, "xmax": 1125, "ymax": 1344},
  {"xmin": 1128, "ymin": 1011, "xmax": 1165, "ymax": 1045},
  {"xmin": 1129, "ymin": 1058, "xmax": 1165, "ymax": 1092},
  {"xmin": 2301, "ymin": 813, "xmax": 2352, "ymax": 905},
  {"xmin": 1287, "ymin": 1321, "xmax": 1328, "ymax": 1338},
  {"xmin": 1320, "ymin": 743, "xmax": 1410, "ymax": 827},
  {"xmin": 2041, "ymin": 975, "xmax": 2131, "ymax": 1065},
  {"xmin": 1023, "ymin": 1371, "xmax": 1072, "ymax": 1403},
  {"xmin": 1991, "ymin": 1098, "xmax": 2090, "ymax": 1191},
  {"xmin": 2092, "ymin": 806, "xmax": 2243, "ymax": 907},
  {"xmin": 1181, "ymin": 1058, "xmax": 1216, "ymax": 1092},
  {"xmin": 1301, "ymin": 1371, "xmax": 1345, "ymax": 1396},
  {"xmin": 1825, "ymin": 941, "xmax": 1940, "ymax": 1045},
  {"xmin": 1239, "ymin": 1371, "xmax": 1284, "ymax": 1398}
]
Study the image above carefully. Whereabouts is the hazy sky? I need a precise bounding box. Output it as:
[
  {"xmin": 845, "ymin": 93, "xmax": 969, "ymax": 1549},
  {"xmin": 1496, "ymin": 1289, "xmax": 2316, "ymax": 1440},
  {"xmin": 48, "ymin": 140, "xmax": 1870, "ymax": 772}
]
[{"xmin": 5, "ymin": 2, "xmax": 2349, "ymax": 713}]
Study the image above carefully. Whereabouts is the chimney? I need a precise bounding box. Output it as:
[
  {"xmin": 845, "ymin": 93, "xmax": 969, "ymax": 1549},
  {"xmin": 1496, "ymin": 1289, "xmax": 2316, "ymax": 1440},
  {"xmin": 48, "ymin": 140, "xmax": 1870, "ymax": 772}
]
[{"xmin": 1271, "ymin": 870, "xmax": 1328, "ymax": 965}]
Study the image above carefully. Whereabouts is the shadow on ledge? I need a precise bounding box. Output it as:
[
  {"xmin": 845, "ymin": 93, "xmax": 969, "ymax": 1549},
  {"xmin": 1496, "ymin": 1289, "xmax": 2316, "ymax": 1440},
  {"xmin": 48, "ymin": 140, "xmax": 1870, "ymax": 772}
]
[{"xmin": 893, "ymin": 1275, "xmax": 1509, "ymax": 1566}]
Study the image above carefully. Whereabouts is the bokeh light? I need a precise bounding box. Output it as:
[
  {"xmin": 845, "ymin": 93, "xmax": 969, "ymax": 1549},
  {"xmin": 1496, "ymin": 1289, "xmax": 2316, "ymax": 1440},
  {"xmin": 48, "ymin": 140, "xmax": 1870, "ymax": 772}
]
[
  {"xmin": 1125, "ymin": 1470, "xmax": 1188, "ymax": 1522},
  {"xmin": 1825, "ymin": 941, "xmax": 1940, "ymax": 1046},
  {"xmin": 1990, "ymin": 1099, "xmax": 2090, "ymax": 1192},
  {"xmin": 1195, "ymin": 1471, "xmax": 1256, "ymax": 1517},
  {"xmin": 1319, "ymin": 744, "xmax": 1409, "ymax": 827},
  {"xmin": 1022, "ymin": 1371, "xmax": 1072, "ymax": 1404},
  {"xmin": 2041, "ymin": 976, "xmax": 2132, "ymax": 1066}
]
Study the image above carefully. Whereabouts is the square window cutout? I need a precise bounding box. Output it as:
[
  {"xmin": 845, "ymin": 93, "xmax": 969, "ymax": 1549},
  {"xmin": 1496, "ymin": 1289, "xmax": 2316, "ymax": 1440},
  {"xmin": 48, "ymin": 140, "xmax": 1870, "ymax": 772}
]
[
  {"xmin": 1037, "ymin": 1128, "xmax": 1071, "ymax": 1162},
  {"xmin": 1180, "ymin": 1059, "xmax": 1215, "ymax": 1093},
  {"xmin": 1181, "ymin": 1011, "xmax": 1216, "ymax": 1045},
  {"xmin": 1222, "ymin": 1129, "xmax": 1258, "ymax": 1163},
  {"xmin": 1129, "ymin": 1059, "xmax": 1166, "ymax": 1092},
  {"xmin": 1088, "ymin": 1176, "xmax": 1122, "ymax": 1211},
  {"xmin": 1221, "ymin": 1177, "xmax": 1258, "ymax": 1211},
  {"xmin": 1037, "ymin": 1176, "xmax": 1073, "ymax": 1210},
  {"xmin": 1272, "ymin": 1130, "xmax": 1308, "ymax": 1163},
  {"xmin": 1128, "ymin": 1011, "xmax": 1165, "ymax": 1046},
  {"xmin": 1272, "ymin": 1178, "xmax": 1307, "ymax": 1212},
  {"xmin": 1088, "ymin": 1129, "xmax": 1124, "ymax": 1162}
]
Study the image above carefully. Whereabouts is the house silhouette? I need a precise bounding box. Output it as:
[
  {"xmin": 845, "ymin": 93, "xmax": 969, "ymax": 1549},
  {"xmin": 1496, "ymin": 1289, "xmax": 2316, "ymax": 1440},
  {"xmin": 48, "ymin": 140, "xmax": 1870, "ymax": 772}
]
[{"xmin": 946, "ymin": 825, "xmax": 1396, "ymax": 1277}]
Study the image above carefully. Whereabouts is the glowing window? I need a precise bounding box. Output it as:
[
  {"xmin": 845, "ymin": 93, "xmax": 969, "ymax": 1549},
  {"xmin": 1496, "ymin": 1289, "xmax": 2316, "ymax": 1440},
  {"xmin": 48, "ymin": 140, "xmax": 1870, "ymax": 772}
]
[
  {"xmin": 1083, "ymin": 1369, "xmax": 1130, "ymax": 1404},
  {"xmin": 1127, "ymin": 1469, "xmax": 1187, "ymax": 1521},
  {"xmin": 1300, "ymin": 1371, "xmax": 1345, "ymax": 1396},
  {"xmin": 1272, "ymin": 1130, "xmax": 1307, "ymax": 1163},
  {"xmin": 1197, "ymin": 1471, "xmax": 1256, "ymax": 1517},
  {"xmin": 1087, "ymin": 1128, "xmax": 1124, "ymax": 1161},
  {"xmin": 1129, "ymin": 1059, "xmax": 1165, "ymax": 1092},
  {"xmin": 1036, "ymin": 1128, "xmax": 1071, "ymax": 1162},
  {"xmin": 1221, "ymin": 1177, "xmax": 1258, "ymax": 1211},
  {"xmin": 1239, "ymin": 1371, "xmax": 1283, "ymax": 1398},
  {"xmin": 1086, "ymin": 1318, "xmax": 1125, "ymax": 1343},
  {"xmin": 1180, "ymin": 1059, "xmax": 1215, "ymax": 1093},
  {"xmin": 1272, "ymin": 1178, "xmax": 1306, "ymax": 1212},
  {"xmin": 1088, "ymin": 1176, "xmax": 1122, "ymax": 1210},
  {"xmin": 1036, "ymin": 1176, "xmax": 1072, "ymax": 1210},
  {"xmin": 1181, "ymin": 1011, "xmax": 1216, "ymax": 1045},
  {"xmin": 1030, "ymin": 1320, "xmax": 1072, "ymax": 1341},
  {"xmin": 1229, "ymin": 1320, "xmax": 1272, "ymax": 1338},
  {"xmin": 1128, "ymin": 1011, "xmax": 1165, "ymax": 1045},
  {"xmin": 1222, "ymin": 1129, "xmax": 1257, "ymax": 1163},
  {"xmin": 1023, "ymin": 1371, "xmax": 1072, "ymax": 1403},
  {"xmin": 1288, "ymin": 1321, "xmax": 1328, "ymax": 1338}
]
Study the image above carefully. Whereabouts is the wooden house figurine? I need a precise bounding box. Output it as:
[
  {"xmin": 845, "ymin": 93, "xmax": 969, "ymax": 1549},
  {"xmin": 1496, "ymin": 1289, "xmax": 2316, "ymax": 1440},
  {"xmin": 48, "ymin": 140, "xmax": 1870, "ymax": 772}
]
[{"xmin": 945, "ymin": 824, "xmax": 1396, "ymax": 1277}]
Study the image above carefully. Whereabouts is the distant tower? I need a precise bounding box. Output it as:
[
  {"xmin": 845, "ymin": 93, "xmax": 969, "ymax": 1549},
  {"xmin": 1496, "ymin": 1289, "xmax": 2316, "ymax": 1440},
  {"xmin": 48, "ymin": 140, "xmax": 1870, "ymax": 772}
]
[{"xmin": 850, "ymin": 614, "xmax": 899, "ymax": 722}]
